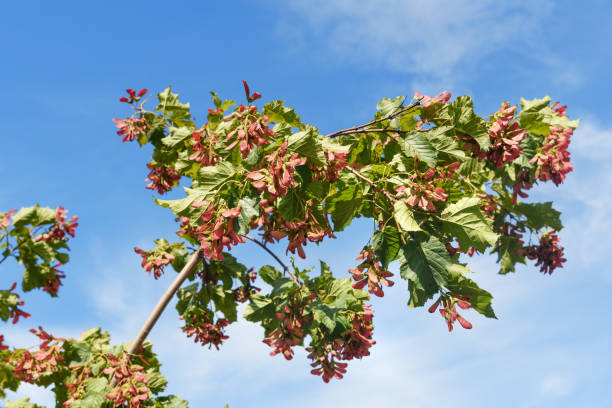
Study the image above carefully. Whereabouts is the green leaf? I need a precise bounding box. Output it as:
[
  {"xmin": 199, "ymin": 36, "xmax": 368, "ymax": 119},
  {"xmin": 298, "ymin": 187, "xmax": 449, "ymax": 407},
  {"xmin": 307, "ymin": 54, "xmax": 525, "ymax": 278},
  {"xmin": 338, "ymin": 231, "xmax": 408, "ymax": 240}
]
[
  {"xmin": 30, "ymin": 241, "xmax": 56, "ymax": 262},
  {"xmin": 156, "ymin": 86, "xmax": 191, "ymax": 123},
  {"xmin": 449, "ymin": 96, "xmax": 490, "ymax": 150},
  {"xmin": 212, "ymin": 286, "xmax": 238, "ymax": 322},
  {"xmin": 236, "ymin": 197, "xmax": 259, "ymax": 234},
  {"xmin": 286, "ymin": 128, "xmax": 326, "ymax": 166},
  {"xmin": 326, "ymin": 183, "xmax": 363, "ymax": 231},
  {"xmin": 513, "ymin": 201, "xmax": 563, "ymax": 231},
  {"xmin": 440, "ymin": 197, "xmax": 498, "ymax": 252},
  {"xmin": 519, "ymin": 96, "xmax": 579, "ymax": 135},
  {"xmin": 243, "ymin": 294, "xmax": 275, "ymax": 322},
  {"xmin": 277, "ymin": 191, "xmax": 302, "ymax": 221},
  {"xmin": 11, "ymin": 205, "xmax": 56, "ymax": 228},
  {"xmin": 399, "ymin": 236, "xmax": 450, "ymax": 307},
  {"xmin": 402, "ymin": 132, "xmax": 438, "ymax": 167},
  {"xmin": 150, "ymin": 395, "xmax": 190, "ymax": 408},
  {"xmin": 446, "ymin": 272, "xmax": 497, "ymax": 318},
  {"xmin": 492, "ymin": 234, "xmax": 526, "ymax": 274},
  {"xmin": 376, "ymin": 96, "xmax": 405, "ymax": 119},
  {"xmin": 161, "ymin": 127, "xmax": 193, "ymax": 148},
  {"xmin": 427, "ymin": 126, "xmax": 467, "ymax": 161},
  {"xmin": 263, "ymin": 100, "xmax": 302, "ymax": 128},
  {"xmin": 372, "ymin": 227, "xmax": 401, "ymax": 269},
  {"xmin": 259, "ymin": 265, "xmax": 282, "ymax": 285},
  {"xmin": 393, "ymin": 201, "xmax": 421, "ymax": 232},
  {"xmin": 5, "ymin": 398, "xmax": 45, "ymax": 408}
]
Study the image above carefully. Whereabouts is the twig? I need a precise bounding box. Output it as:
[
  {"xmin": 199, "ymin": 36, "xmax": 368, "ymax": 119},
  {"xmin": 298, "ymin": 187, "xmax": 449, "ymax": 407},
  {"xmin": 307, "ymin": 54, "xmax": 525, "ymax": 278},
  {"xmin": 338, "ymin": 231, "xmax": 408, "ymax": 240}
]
[
  {"xmin": 241, "ymin": 234, "xmax": 302, "ymax": 287},
  {"xmin": 325, "ymin": 100, "xmax": 421, "ymax": 139},
  {"xmin": 110, "ymin": 249, "xmax": 203, "ymax": 387}
]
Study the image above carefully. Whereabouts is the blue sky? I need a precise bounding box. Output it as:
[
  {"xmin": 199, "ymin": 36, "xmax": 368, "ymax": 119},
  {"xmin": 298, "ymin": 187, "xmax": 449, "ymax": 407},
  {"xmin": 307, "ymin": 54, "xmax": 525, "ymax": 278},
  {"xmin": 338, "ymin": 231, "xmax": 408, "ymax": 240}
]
[{"xmin": 1, "ymin": 1, "xmax": 611, "ymax": 406}]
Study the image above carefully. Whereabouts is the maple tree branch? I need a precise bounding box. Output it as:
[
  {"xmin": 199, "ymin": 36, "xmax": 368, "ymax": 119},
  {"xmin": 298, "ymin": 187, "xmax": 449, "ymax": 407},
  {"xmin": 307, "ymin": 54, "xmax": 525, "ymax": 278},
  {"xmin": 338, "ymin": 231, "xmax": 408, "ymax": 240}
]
[
  {"xmin": 325, "ymin": 100, "xmax": 421, "ymax": 139},
  {"xmin": 111, "ymin": 249, "xmax": 203, "ymax": 387},
  {"xmin": 242, "ymin": 234, "xmax": 302, "ymax": 286}
]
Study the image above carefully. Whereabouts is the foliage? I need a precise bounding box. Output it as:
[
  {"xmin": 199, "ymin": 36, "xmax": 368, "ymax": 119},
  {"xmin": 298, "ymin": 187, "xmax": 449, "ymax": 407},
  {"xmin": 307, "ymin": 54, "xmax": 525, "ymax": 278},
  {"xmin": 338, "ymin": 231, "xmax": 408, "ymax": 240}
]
[{"xmin": 1, "ymin": 83, "xmax": 577, "ymax": 406}]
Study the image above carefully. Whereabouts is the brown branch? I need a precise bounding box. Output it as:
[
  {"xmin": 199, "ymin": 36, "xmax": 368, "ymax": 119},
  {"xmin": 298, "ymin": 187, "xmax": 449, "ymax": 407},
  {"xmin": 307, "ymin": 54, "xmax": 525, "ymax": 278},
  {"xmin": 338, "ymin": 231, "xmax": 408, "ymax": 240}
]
[
  {"xmin": 325, "ymin": 100, "xmax": 421, "ymax": 139},
  {"xmin": 241, "ymin": 234, "xmax": 302, "ymax": 286},
  {"xmin": 111, "ymin": 249, "xmax": 203, "ymax": 387}
]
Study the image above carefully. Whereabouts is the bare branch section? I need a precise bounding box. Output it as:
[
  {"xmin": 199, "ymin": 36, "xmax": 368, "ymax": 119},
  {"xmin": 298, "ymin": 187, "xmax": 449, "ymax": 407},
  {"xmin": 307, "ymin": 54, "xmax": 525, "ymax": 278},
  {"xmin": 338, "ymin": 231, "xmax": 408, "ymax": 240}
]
[
  {"xmin": 325, "ymin": 100, "xmax": 421, "ymax": 139},
  {"xmin": 111, "ymin": 249, "xmax": 203, "ymax": 387}
]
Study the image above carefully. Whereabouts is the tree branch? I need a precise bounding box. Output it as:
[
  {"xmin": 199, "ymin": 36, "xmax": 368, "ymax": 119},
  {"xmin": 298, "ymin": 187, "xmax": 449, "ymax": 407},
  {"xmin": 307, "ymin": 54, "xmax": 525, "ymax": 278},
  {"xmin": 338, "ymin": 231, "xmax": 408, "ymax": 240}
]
[
  {"xmin": 241, "ymin": 234, "xmax": 302, "ymax": 286},
  {"xmin": 111, "ymin": 249, "xmax": 203, "ymax": 387},
  {"xmin": 325, "ymin": 100, "xmax": 421, "ymax": 139}
]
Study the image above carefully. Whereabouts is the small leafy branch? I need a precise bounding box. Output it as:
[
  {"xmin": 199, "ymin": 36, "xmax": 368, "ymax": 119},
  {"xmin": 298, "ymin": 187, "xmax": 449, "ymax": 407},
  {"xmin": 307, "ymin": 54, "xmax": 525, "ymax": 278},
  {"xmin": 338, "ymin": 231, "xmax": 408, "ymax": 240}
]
[{"xmin": 1, "ymin": 81, "xmax": 576, "ymax": 406}]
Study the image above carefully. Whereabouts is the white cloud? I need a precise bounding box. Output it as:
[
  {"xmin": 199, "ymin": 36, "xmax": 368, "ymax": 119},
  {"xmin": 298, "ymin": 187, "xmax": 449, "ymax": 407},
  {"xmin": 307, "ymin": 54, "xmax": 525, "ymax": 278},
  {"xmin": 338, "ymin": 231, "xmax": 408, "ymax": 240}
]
[
  {"xmin": 540, "ymin": 373, "xmax": 572, "ymax": 397},
  {"xmin": 277, "ymin": 0, "xmax": 555, "ymax": 81}
]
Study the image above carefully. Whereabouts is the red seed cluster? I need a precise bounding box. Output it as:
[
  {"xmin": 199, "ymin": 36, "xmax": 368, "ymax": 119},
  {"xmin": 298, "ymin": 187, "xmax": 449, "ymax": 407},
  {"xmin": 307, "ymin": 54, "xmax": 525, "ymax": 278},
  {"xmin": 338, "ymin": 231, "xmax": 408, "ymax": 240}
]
[
  {"xmin": 482, "ymin": 104, "xmax": 526, "ymax": 169},
  {"xmin": 43, "ymin": 263, "xmax": 66, "ymax": 296},
  {"xmin": 112, "ymin": 117, "xmax": 150, "ymax": 143},
  {"xmin": 477, "ymin": 193, "xmax": 499, "ymax": 218},
  {"xmin": 224, "ymin": 105, "xmax": 274, "ymax": 158},
  {"xmin": 264, "ymin": 296, "xmax": 309, "ymax": 360},
  {"xmin": 530, "ymin": 126, "xmax": 573, "ymax": 186},
  {"xmin": 0, "ymin": 209, "xmax": 16, "ymax": 229},
  {"xmin": 119, "ymin": 88, "xmax": 148, "ymax": 104},
  {"xmin": 189, "ymin": 128, "xmax": 219, "ymax": 166},
  {"xmin": 524, "ymin": 231, "xmax": 566, "ymax": 275},
  {"xmin": 349, "ymin": 247, "xmax": 394, "ymax": 297},
  {"xmin": 394, "ymin": 162, "xmax": 459, "ymax": 211},
  {"xmin": 178, "ymin": 204, "xmax": 245, "ymax": 261},
  {"xmin": 246, "ymin": 141, "xmax": 306, "ymax": 200},
  {"xmin": 103, "ymin": 354, "xmax": 151, "ymax": 407},
  {"xmin": 308, "ymin": 303, "xmax": 375, "ymax": 382},
  {"xmin": 311, "ymin": 150, "xmax": 349, "ymax": 183},
  {"xmin": 7, "ymin": 282, "xmax": 31, "ymax": 324},
  {"xmin": 11, "ymin": 327, "xmax": 65, "ymax": 382},
  {"xmin": 512, "ymin": 169, "xmax": 533, "ymax": 204},
  {"xmin": 133, "ymin": 248, "xmax": 175, "ymax": 279},
  {"xmin": 414, "ymin": 90, "xmax": 451, "ymax": 107},
  {"xmin": 36, "ymin": 206, "xmax": 79, "ymax": 243},
  {"xmin": 145, "ymin": 164, "xmax": 181, "ymax": 195},
  {"xmin": 428, "ymin": 295, "xmax": 473, "ymax": 331},
  {"xmin": 181, "ymin": 313, "xmax": 230, "ymax": 350}
]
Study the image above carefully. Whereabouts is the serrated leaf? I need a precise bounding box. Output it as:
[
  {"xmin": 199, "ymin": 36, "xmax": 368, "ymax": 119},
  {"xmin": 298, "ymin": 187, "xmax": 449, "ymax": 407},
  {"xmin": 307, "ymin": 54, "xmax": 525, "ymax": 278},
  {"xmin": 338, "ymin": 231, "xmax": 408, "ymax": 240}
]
[
  {"xmin": 399, "ymin": 236, "xmax": 450, "ymax": 307},
  {"xmin": 376, "ymin": 96, "xmax": 405, "ymax": 118},
  {"xmin": 243, "ymin": 294, "xmax": 275, "ymax": 322},
  {"xmin": 263, "ymin": 100, "xmax": 302, "ymax": 128},
  {"xmin": 513, "ymin": 201, "xmax": 562, "ymax": 231},
  {"xmin": 259, "ymin": 265, "xmax": 282, "ymax": 285},
  {"xmin": 161, "ymin": 127, "xmax": 193, "ymax": 148},
  {"xmin": 393, "ymin": 201, "xmax": 421, "ymax": 232},
  {"xmin": 286, "ymin": 128, "xmax": 326, "ymax": 166},
  {"xmin": 402, "ymin": 132, "xmax": 437, "ymax": 167},
  {"xmin": 440, "ymin": 197, "xmax": 498, "ymax": 252},
  {"xmin": 492, "ymin": 234, "xmax": 526, "ymax": 274},
  {"xmin": 236, "ymin": 197, "xmax": 259, "ymax": 234},
  {"xmin": 11, "ymin": 205, "xmax": 56, "ymax": 228},
  {"xmin": 449, "ymin": 96, "xmax": 490, "ymax": 150},
  {"xmin": 372, "ymin": 227, "xmax": 401, "ymax": 269},
  {"xmin": 156, "ymin": 86, "xmax": 191, "ymax": 121},
  {"xmin": 326, "ymin": 183, "xmax": 362, "ymax": 231},
  {"xmin": 445, "ymin": 272, "xmax": 497, "ymax": 318}
]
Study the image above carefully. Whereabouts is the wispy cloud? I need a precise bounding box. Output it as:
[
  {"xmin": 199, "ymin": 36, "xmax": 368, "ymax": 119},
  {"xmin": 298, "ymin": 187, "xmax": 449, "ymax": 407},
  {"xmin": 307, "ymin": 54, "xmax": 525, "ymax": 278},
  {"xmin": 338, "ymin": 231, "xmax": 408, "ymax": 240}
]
[{"xmin": 277, "ymin": 0, "xmax": 554, "ymax": 83}]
